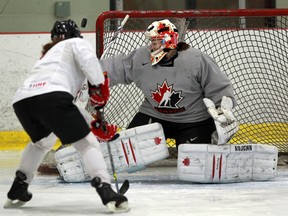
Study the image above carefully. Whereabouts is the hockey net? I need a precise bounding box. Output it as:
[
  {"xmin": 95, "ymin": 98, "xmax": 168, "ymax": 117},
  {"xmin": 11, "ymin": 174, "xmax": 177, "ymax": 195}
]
[{"xmin": 91, "ymin": 9, "xmax": 288, "ymax": 156}]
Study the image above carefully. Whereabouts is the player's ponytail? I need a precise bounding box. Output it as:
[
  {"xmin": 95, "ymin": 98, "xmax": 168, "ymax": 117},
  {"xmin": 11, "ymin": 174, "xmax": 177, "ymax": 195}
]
[{"xmin": 41, "ymin": 37, "xmax": 63, "ymax": 57}]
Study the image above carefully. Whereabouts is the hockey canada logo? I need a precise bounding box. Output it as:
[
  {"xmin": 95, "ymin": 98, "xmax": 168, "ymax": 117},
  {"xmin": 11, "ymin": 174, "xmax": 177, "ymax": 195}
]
[{"xmin": 151, "ymin": 80, "xmax": 185, "ymax": 113}]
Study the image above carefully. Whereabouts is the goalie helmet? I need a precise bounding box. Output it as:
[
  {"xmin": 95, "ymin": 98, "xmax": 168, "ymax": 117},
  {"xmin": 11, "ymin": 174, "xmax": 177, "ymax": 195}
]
[
  {"xmin": 51, "ymin": 19, "xmax": 82, "ymax": 40},
  {"xmin": 145, "ymin": 19, "xmax": 179, "ymax": 65}
]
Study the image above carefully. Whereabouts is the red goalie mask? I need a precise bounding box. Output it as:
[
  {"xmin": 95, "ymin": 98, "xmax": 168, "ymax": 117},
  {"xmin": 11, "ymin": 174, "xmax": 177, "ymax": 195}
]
[{"xmin": 145, "ymin": 19, "xmax": 179, "ymax": 65}]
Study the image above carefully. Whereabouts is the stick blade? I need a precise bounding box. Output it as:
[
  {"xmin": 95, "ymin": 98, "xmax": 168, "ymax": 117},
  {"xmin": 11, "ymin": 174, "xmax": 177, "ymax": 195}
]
[{"xmin": 119, "ymin": 179, "xmax": 130, "ymax": 195}]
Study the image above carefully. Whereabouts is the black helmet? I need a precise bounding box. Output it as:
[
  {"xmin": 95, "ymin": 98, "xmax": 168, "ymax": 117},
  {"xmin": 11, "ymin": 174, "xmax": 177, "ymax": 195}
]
[{"xmin": 51, "ymin": 19, "xmax": 82, "ymax": 40}]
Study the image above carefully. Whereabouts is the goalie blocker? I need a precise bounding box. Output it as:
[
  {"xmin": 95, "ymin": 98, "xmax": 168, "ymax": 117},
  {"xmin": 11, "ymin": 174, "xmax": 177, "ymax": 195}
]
[
  {"xmin": 177, "ymin": 143, "xmax": 278, "ymax": 183},
  {"xmin": 54, "ymin": 123, "xmax": 169, "ymax": 182}
]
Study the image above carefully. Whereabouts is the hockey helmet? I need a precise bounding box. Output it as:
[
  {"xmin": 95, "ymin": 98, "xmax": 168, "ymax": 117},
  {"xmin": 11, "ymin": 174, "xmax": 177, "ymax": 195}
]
[
  {"xmin": 145, "ymin": 19, "xmax": 179, "ymax": 65},
  {"xmin": 51, "ymin": 19, "xmax": 82, "ymax": 40}
]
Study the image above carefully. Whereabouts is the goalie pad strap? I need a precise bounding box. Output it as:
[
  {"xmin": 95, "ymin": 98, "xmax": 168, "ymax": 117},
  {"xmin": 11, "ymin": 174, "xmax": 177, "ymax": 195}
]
[{"xmin": 177, "ymin": 144, "xmax": 278, "ymax": 183}]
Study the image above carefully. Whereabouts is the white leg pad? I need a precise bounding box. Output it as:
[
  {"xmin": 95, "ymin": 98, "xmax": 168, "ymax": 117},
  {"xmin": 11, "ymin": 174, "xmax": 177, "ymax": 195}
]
[
  {"xmin": 102, "ymin": 122, "xmax": 169, "ymax": 173},
  {"xmin": 55, "ymin": 123, "xmax": 169, "ymax": 182},
  {"xmin": 54, "ymin": 145, "xmax": 90, "ymax": 182},
  {"xmin": 177, "ymin": 144, "xmax": 278, "ymax": 183}
]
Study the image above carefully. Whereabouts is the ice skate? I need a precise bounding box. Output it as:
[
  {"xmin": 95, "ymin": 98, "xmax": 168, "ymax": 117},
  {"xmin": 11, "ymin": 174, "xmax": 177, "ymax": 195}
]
[
  {"xmin": 4, "ymin": 170, "xmax": 32, "ymax": 208},
  {"xmin": 91, "ymin": 177, "xmax": 129, "ymax": 213}
]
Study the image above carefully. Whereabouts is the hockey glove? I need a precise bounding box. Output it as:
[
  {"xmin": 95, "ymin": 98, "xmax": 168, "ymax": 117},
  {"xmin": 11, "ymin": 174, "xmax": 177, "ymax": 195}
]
[
  {"xmin": 91, "ymin": 119, "xmax": 117, "ymax": 142},
  {"xmin": 203, "ymin": 96, "xmax": 239, "ymax": 145},
  {"xmin": 88, "ymin": 72, "xmax": 110, "ymax": 109}
]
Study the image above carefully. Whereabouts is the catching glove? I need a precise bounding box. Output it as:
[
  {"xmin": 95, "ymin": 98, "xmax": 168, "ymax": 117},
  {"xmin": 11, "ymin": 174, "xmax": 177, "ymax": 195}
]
[{"xmin": 203, "ymin": 96, "xmax": 239, "ymax": 145}]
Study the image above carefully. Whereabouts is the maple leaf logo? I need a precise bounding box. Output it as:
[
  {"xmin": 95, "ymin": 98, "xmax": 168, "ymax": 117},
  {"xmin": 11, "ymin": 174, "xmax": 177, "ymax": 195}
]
[
  {"xmin": 151, "ymin": 80, "xmax": 183, "ymax": 109},
  {"xmin": 154, "ymin": 137, "xmax": 162, "ymax": 145},
  {"xmin": 182, "ymin": 157, "xmax": 190, "ymax": 166}
]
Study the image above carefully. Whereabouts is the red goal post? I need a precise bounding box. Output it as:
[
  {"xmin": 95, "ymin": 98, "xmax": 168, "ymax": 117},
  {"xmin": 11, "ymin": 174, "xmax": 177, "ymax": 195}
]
[{"xmin": 94, "ymin": 9, "xmax": 288, "ymax": 154}]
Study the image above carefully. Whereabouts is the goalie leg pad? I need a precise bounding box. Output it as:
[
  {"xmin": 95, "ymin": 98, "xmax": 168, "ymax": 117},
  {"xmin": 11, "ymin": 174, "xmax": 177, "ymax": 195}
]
[
  {"xmin": 55, "ymin": 131, "xmax": 111, "ymax": 183},
  {"xmin": 102, "ymin": 122, "xmax": 169, "ymax": 173},
  {"xmin": 177, "ymin": 143, "xmax": 278, "ymax": 183},
  {"xmin": 54, "ymin": 145, "xmax": 90, "ymax": 182},
  {"xmin": 55, "ymin": 123, "xmax": 169, "ymax": 182}
]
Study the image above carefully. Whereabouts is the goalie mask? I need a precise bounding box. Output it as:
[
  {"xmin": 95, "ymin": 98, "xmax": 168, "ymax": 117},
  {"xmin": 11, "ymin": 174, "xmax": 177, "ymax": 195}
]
[
  {"xmin": 145, "ymin": 19, "xmax": 179, "ymax": 65},
  {"xmin": 51, "ymin": 19, "xmax": 82, "ymax": 40}
]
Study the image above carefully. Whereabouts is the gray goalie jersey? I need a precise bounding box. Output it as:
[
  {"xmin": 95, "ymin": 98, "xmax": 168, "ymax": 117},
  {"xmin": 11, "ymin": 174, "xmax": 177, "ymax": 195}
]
[{"xmin": 100, "ymin": 46, "xmax": 235, "ymax": 123}]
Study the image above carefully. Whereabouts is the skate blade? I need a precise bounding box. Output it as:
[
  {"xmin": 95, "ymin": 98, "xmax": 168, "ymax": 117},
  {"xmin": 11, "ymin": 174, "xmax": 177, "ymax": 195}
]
[
  {"xmin": 3, "ymin": 198, "xmax": 26, "ymax": 208},
  {"xmin": 106, "ymin": 201, "xmax": 130, "ymax": 213}
]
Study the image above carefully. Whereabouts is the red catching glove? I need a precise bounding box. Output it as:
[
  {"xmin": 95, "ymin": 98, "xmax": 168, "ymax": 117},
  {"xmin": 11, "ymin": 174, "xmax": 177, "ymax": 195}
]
[
  {"xmin": 91, "ymin": 119, "xmax": 117, "ymax": 142},
  {"xmin": 89, "ymin": 72, "xmax": 110, "ymax": 109}
]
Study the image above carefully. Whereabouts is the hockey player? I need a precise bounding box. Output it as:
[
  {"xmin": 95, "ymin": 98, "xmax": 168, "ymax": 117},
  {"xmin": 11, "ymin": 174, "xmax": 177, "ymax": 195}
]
[
  {"xmin": 99, "ymin": 19, "xmax": 238, "ymax": 146},
  {"xmin": 4, "ymin": 19, "xmax": 129, "ymax": 212}
]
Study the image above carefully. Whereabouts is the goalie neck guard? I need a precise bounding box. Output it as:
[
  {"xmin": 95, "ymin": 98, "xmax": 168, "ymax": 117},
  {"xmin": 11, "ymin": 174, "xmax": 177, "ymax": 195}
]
[
  {"xmin": 145, "ymin": 19, "xmax": 179, "ymax": 66},
  {"xmin": 51, "ymin": 19, "xmax": 82, "ymax": 40}
]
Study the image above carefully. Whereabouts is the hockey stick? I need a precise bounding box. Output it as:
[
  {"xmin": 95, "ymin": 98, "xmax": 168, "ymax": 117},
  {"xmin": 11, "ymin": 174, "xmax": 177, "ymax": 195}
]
[
  {"xmin": 101, "ymin": 14, "xmax": 129, "ymax": 59},
  {"xmin": 79, "ymin": 15, "xmax": 129, "ymax": 104},
  {"xmin": 96, "ymin": 15, "xmax": 130, "ymax": 194},
  {"xmin": 106, "ymin": 138, "xmax": 119, "ymax": 191},
  {"xmin": 98, "ymin": 110, "xmax": 129, "ymax": 195}
]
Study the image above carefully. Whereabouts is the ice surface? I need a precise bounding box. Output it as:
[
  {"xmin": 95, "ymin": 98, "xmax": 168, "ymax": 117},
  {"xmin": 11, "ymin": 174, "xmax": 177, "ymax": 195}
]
[{"xmin": 1, "ymin": 151, "xmax": 288, "ymax": 216}]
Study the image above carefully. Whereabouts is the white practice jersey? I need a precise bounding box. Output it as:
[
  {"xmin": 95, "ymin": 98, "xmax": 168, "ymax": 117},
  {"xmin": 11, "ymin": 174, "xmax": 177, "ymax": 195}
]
[
  {"xmin": 13, "ymin": 38, "xmax": 104, "ymax": 104},
  {"xmin": 100, "ymin": 46, "xmax": 235, "ymax": 123}
]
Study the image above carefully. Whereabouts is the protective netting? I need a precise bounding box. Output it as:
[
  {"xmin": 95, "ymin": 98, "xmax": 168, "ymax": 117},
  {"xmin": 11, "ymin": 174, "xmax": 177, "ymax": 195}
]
[{"xmin": 93, "ymin": 10, "xmax": 288, "ymax": 154}]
